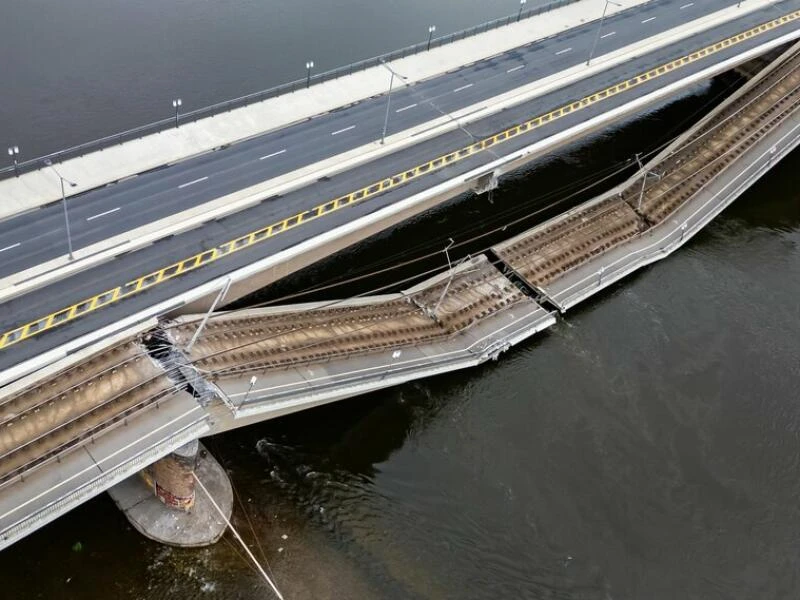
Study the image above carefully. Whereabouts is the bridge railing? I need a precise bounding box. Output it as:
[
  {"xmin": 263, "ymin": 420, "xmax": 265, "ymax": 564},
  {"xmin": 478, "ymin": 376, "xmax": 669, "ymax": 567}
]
[{"xmin": 0, "ymin": 0, "xmax": 582, "ymax": 181}]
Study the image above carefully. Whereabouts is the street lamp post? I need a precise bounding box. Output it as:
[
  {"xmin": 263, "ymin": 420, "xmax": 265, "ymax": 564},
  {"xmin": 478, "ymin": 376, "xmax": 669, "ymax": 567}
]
[
  {"xmin": 305, "ymin": 61, "xmax": 314, "ymax": 88},
  {"xmin": 379, "ymin": 60, "xmax": 408, "ymax": 145},
  {"xmin": 7, "ymin": 146, "xmax": 19, "ymax": 177},
  {"xmin": 185, "ymin": 277, "xmax": 232, "ymax": 353},
  {"xmin": 634, "ymin": 153, "xmax": 660, "ymax": 211},
  {"xmin": 172, "ymin": 98, "xmax": 182, "ymax": 128},
  {"xmin": 44, "ymin": 159, "xmax": 77, "ymax": 260},
  {"xmin": 381, "ymin": 71, "xmax": 396, "ymax": 145},
  {"xmin": 427, "ymin": 25, "xmax": 436, "ymax": 51},
  {"xmin": 242, "ymin": 375, "xmax": 258, "ymax": 406},
  {"xmin": 587, "ymin": 0, "xmax": 622, "ymax": 66},
  {"xmin": 518, "ymin": 0, "xmax": 527, "ymax": 22}
]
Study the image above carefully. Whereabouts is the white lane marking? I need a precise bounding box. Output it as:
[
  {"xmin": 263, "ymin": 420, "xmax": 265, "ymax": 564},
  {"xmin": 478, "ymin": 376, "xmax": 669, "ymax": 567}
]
[
  {"xmin": 178, "ymin": 176, "xmax": 209, "ymax": 189},
  {"xmin": 259, "ymin": 149, "xmax": 286, "ymax": 160},
  {"xmin": 453, "ymin": 83, "xmax": 474, "ymax": 93},
  {"xmin": 86, "ymin": 207, "xmax": 121, "ymax": 221},
  {"xmin": 506, "ymin": 65, "xmax": 525, "ymax": 73},
  {"xmin": 555, "ymin": 48, "xmax": 572, "ymax": 55},
  {"xmin": 395, "ymin": 103, "xmax": 418, "ymax": 113},
  {"xmin": 601, "ymin": 31, "xmax": 616, "ymax": 39},
  {"xmin": 641, "ymin": 17, "xmax": 656, "ymax": 23},
  {"xmin": 0, "ymin": 243, "xmax": 21, "ymax": 253},
  {"xmin": 331, "ymin": 125, "xmax": 356, "ymax": 136},
  {"xmin": 680, "ymin": 2, "xmax": 694, "ymax": 8}
]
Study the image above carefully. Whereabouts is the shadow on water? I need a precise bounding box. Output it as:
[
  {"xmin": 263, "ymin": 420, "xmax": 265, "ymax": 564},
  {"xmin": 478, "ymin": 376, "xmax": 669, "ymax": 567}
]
[{"xmin": 718, "ymin": 147, "xmax": 800, "ymax": 230}]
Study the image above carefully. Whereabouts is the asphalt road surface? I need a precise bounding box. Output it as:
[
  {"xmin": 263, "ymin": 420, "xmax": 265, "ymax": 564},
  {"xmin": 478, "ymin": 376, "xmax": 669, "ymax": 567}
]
[{"xmin": 0, "ymin": 0, "xmax": 749, "ymax": 277}]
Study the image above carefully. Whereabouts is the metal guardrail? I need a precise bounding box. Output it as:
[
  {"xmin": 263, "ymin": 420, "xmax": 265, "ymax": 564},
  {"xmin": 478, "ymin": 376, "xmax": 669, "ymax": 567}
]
[{"xmin": 0, "ymin": 0, "xmax": 583, "ymax": 181}]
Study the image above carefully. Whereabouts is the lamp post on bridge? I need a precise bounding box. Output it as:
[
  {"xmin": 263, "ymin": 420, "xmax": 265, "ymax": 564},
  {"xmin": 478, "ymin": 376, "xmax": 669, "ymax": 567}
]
[
  {"xmin": 185, "ymin": 277, "xmax": 232, "ymax": 354},
  {"xmin": 242, "ymin": 375, "xmax": 258, "ymax": 406},
  {"xmin": 7, "ymin": 146, "xmax": 19, "ymax": 177},
  {"xmin": 379, "ymin": 60, "xmax": 409, "ymax": 145},
  {"xmin": 634, "ymin": 152, "xmax": 660, "ymax": 211},
  {"xmin": 587, "ymin": 0, "xmax": 622, "ymax": 66},
  {"xmin": 172, "ymin": 98, "xmax": 182, "ymax": 128},
  {"xmin": 518, "ymin": 0, "xmax": 527, "ymax": 22},
  {"xmin": 305, "ymin": 61, "xmax": 315, "ymax": 88},
  {"xmin": 43, "ymin": 159, "xmax": 77, "ymax": 261},
  {"xmin": 427, "ymin": 25, "xmax": 436, "ymax": 51}
]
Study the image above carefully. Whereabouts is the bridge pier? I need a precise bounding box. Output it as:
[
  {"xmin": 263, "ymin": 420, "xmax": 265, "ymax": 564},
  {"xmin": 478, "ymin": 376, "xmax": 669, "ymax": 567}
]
[
  {"xmin": 108, "ymin": 441, "xmax": 233, "ymax": 547},
  {"xmin": 147, "ymin": 439, "xmax": 199, "ymax": 511}
]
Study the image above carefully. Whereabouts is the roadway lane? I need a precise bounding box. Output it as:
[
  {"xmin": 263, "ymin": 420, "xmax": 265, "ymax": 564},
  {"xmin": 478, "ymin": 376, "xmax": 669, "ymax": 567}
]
[
  {"xmin": 1, "ymin": 1, "xmax": 797, "ymax": 372},
  {"xmin": 0, "ymin": 0, "xmax": 750, "ymax": 277}
]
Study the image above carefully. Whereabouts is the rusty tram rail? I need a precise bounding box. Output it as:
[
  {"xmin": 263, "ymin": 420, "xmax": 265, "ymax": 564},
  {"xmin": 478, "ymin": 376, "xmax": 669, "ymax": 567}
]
[
  {"xmin": 0, "ymin": 341, "xmax": 182, "ymax": 486},
  {"xmin": 168, "ymin": 259, "xmax": 527, "ymax": 378}
]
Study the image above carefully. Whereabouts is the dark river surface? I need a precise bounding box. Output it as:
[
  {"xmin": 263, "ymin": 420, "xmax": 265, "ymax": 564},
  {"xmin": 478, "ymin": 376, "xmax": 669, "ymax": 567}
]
[{"xmin": 2, "ymin": 1, "xmax": 800, "ymax": 599}]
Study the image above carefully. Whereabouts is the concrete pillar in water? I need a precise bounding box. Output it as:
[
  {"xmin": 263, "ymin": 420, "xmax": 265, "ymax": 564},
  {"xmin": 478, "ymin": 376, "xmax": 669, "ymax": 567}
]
[
  {"xmin": 108, "ymin": 441, "xmax": 233, "ymax": 547},
  {"xmin": 149, "ymin": 439, "xmax": 198, "ymax": 511}
]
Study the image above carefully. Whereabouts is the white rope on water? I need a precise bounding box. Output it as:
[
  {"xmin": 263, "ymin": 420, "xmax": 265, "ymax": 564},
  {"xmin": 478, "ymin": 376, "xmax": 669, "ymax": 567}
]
[{"xmin": 193, "ymin": 472, "xmax": 286, "ymax": 600}]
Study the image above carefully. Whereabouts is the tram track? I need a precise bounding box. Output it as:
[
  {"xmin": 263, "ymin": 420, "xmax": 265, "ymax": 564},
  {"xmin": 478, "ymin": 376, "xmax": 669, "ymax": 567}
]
[
  {"xmin": 0, "ymin": 341, "xmax": 181, "ymax": 486},
  {"xmin": 167, "ymin": 259, "xmax": 526, "ymax": 378}
]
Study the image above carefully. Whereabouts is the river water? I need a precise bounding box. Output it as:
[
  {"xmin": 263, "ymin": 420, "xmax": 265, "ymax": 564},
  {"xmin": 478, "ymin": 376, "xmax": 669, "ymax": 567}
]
[{"xmin": 2, "ymin": 1, "xmax": 800, "ymax": 599}]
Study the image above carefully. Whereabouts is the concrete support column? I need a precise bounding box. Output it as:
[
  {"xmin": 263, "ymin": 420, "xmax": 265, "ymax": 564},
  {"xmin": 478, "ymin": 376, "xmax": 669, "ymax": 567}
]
[
  {"xmin": 147, "ymin": 440, "xmax": 199, "ymax": 511},
  {"xmin": 110, "ymin": 441, "xmax": 232, "ymax": 547}
]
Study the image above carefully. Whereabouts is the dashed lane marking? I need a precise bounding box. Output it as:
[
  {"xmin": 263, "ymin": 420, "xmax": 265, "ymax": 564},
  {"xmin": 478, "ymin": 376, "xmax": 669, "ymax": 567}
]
[
  {"xmin": 86, "ymin": 207, "xmax": 121, "ymax": 222},
  {"xmin": 178, "ymin": 176, "xmax": 209, "ymax": 189},
  {"xmin": 331, "ymin": 125, "xmax": 356, "ymax": 136},
  {"xmin": 259, "ymin": 149, "xmax": 287, "ymax": 160}
]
